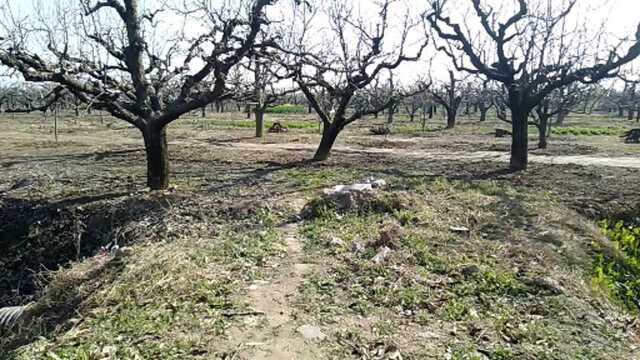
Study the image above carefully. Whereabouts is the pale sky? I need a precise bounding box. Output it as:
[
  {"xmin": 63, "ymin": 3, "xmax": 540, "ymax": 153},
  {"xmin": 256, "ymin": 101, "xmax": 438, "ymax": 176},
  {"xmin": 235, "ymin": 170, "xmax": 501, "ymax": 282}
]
[{"xmin": 2, "ymin": 0, "xmax": 640, "ymax": 86}]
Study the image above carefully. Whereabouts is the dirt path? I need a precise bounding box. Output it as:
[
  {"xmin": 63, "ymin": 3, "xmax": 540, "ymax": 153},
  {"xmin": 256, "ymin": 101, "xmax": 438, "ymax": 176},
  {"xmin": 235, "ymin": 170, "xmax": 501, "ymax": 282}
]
[
  {"xmin": 218, "ymin": 142, "xmax": 640, "ymax": 169},
  {"xmin": 228, "ymin": 223, "xmax": 320, "ymax": 359}
]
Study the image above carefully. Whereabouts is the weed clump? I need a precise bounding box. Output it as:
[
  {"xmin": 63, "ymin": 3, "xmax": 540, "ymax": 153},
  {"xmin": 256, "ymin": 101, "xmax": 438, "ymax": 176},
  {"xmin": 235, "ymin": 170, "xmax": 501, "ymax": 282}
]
[
  {"xmin": 594, "ymin": 219, "xmax": 640, "ymax": 311},
  {"xmin": 302, "ymin": 190, "xmax": 414, "ymax": 219}
]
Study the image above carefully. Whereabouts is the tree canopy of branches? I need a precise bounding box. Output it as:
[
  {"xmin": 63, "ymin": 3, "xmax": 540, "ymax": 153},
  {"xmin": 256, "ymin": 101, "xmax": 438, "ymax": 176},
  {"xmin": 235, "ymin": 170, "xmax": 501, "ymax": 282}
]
[
  {"xmin": 427, "ymin": 0, "xmax": 640, "ymax": 170},
  {"xmin": 0, "ymin": 0, "xmax": 277, "ymax": 189},
  {"xmin": 279, "ymin": 0, "xmax": 429, "ymax": 161}
]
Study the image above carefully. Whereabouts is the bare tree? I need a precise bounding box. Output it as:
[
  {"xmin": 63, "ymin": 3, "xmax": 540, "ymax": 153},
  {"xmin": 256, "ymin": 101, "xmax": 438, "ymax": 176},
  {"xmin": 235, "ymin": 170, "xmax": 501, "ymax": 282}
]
[
  {"xmin": 471, "ymin": 78, "xmax": 495, "ymax": 122},
  {"xmin": 277, "ymin": 0, "xmax": 428, "ymax": 160},
  {"xmin": 618, "ymin": 71, "xmax": 640, "ymax": 121},
  {"xmin": 241, "ymin": 54, "xmax": 298, "ymax": 137},
  {"xmin": 402, "ymin": 82, "xmax": 429, "ymax": 123},
  {"xmin": 0, "ymin": 0, "xmax": 277, "ymax": 189},
  {"xmin": 427, "ymin": 0, "xmax": 640, "ymax": 170},
  {"xmin": 430, "ymin": 70, "xmax": 465, "ymax": 129}
]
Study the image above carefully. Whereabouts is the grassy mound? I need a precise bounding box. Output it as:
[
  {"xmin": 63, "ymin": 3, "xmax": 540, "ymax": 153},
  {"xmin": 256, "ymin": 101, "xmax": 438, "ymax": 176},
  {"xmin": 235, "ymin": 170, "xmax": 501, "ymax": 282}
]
[{"xmin": 296, "ymin": 179, "xmax": 639, "ymax": 359}]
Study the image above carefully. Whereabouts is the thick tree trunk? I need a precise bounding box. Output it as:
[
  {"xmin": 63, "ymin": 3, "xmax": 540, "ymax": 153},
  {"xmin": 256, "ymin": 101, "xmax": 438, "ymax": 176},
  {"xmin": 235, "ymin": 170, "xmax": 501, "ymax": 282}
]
[
  {"xmin": 143, "ymin": 125, "xmax": 170, "ymax": 190},
  {"xmin": 445, "ymin": 108, "xmax": 456, "ymax": 129},
  {"xmin": 538, "ymin": 116, "xmax": 548, "ymax": 149},
  {"xmin": 255, "ymin": 108, "xmax": 265, "ymax": 138},
  {"xmin": 313, "ymin": 122, "xmax": 341, "ymax": 161},
  {"xmin": 510, "ymin": 110, "xmax": 529, "ymax": 171},
  {"xmin": 618, "ymin": 106, "xmax": 625, "ymax": 118},
  {"xmin": 629, "ymin": 109, "xmax": 635, "ymax": 121},
  {"xmin": 428, "ymin": 105, "xmax": 434, "ymax": 119}
]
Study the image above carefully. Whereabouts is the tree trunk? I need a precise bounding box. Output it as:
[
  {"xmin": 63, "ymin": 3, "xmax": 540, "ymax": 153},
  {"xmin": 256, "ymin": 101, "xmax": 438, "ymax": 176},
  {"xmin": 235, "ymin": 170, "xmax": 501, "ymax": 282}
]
[
  {"xmin": 255, "ymin": 108, "xmax": 265, "ymax": 138},
  {"xmin": 386, "ymin": 102, "xmax": 397, "ymax": 125},
  {"xmin": 428, "ymin": 105, "xmax": 434, "ymax": 119},
  {"xmin": 618, "ymin": 106, "xmax": 625, "ymax": 118},
  {"xmin": 313, "ymin": 122, "xmax": 341, "ymax": 161},
  {"xmin": 556, "ymin": 110, "xmax": 567, "ymax": 125},
  {"xmin": 479, "ymin": 107, "xmax": 488, "ymax": 122},
  {"xmin": 201, "ymin": 106, "xmax": 206, "ymax": 118},
  {"xmin": 510, "ymin": 111, "xmax": 529, "ymax": 171},
  {"xmin": 445, "ymin": 108, "xmax": 456, "ymax": 129},
  {"xmin": 538, "ymin": 116, "xmax": 548, "ymax": 149},
  {"xmin": 143, "ymin": 125, "xmax": 170, "ymax": 190},
  {"xmin": 54, "ymin": 106, "xmax": 59, "ymax": 143},
  {"xmin": 629, "ymin": 109, "xmax": 635, "ymax": 121}
]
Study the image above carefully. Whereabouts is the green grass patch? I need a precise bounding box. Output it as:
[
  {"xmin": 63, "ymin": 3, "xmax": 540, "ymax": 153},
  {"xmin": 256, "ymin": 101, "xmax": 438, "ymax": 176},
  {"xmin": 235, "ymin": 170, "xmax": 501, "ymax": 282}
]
[
  {"xmin": 207, "ymin": 118, "xmax": 317, "ymax": 130},
  {"xmin": 594, "ymin": 219, "xmax": 640, "ymax": 312},
  {"xmin": 552, "ymin": 126, "xmax": 625, "ymax": 136},
  {"xmin": 264, "ymin": 104, "xmax": 307, "ymax": 114}
]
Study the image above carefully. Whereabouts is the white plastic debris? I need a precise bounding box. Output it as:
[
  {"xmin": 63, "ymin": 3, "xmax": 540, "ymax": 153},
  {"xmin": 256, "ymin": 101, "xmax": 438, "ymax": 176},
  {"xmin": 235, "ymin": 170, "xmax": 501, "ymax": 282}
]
[
  {"xmin": 323, "ymin": 183, "xmax": 373, "ymax": 195},
  {"xmin": 322, "ymin": 178, "xmax": 387, "ymax": 195},
  {"xmin": 297, "ymin": 324, "xmax": 326, "ymax": 341},
  {"xmin": 372, "ymin": 246, "xmax": 393, "ymax": 264}
]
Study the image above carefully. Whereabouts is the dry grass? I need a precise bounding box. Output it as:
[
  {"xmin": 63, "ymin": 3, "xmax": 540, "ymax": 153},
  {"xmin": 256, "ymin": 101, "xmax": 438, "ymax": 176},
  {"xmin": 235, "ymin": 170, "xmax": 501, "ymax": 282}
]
[{"xmin": 1, "ymin": 113, "xmax": 640, "ymax": 359}]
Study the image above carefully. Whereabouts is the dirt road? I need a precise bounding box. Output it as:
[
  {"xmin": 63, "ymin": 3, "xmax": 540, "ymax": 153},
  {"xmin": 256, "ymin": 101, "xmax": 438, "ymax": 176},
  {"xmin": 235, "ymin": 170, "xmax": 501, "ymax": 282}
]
[{"xmin": 218, "ymin": 141, "xmax": 640, "ymax": 169}]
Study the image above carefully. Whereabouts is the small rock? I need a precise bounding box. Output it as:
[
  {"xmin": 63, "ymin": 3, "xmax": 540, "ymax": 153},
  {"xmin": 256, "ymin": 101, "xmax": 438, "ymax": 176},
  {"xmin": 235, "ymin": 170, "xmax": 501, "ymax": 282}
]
[
  {"xmin": 417, "ymin": 331, "xmax": 442, "ymax": 339},
  {"xmin": 369, "ymin": 179, "xmax": 387, "ymax": 188},
  {"xmin": 527, "ymin": 276, "xmax": 563, "ymax": 295},
  {"xmin": 372, "ymin": 246, "xmax": 393, "ymax": 264},
  {"xmin": 461, "ymin": 265, "xmax": 480, "ymax": 277},
  {"xmin": 297, "ymin": 324, "xmax": 326, "ymax": 341},
  {"xmin": 350, "ymin": 241, "xmax": 365, "ymax": 253}
]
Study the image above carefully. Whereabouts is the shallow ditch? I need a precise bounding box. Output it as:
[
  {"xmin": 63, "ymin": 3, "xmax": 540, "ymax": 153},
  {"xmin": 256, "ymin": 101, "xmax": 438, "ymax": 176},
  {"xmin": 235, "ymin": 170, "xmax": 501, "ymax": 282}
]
[{"xmin": 0, "ymin": 195, "xmax": 171, "ymax": 307}]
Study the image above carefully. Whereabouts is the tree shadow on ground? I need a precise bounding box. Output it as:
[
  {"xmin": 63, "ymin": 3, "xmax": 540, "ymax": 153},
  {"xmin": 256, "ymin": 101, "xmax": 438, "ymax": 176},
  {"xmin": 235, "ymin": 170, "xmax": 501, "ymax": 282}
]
[{"xmin": 1, "ymin": 148, "xmax": 142, "ymax": 169}]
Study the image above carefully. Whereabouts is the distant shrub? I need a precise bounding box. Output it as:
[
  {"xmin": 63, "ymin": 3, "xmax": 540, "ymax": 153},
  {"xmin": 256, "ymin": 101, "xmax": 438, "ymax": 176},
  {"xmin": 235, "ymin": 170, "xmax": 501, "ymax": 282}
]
[
  {"xmin": 594, "ymin": 220, "xmax": 640, "ymax": 311},
  {"xmin": 265, "ymin": 104, "xmax": 306, "ymax": 114}
]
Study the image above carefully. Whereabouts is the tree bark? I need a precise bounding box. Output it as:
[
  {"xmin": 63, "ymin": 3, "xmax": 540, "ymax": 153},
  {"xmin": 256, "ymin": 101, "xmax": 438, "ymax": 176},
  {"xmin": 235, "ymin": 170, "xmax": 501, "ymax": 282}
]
[
  {"xmin": 313, "ymin": 122, "xmax": 341, "ymax": 161},
  {"xmin": 143, "ymin": 125, "xmax": 170, "ymax": 190},
  {"xmin": 538, "ymin": 116, "xmax": 548, "ymax": 149},
  {"xmin": 510, "ymin": 110, "xmax": 529, "ymax": 171},
  {"xmin": 386, "ymin": 102, "xmax": 397, "ymax": 125},
  {"xmin": 445, "ymin": 107, "xmax": 456, "ymax": 129},
  {"xmin": 629, "ymin": 109, "xmax": 635, "ymax": 121},
  {"xmin": 255, "ymin": 108, "xmax": 265, "ymax": 138}
]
